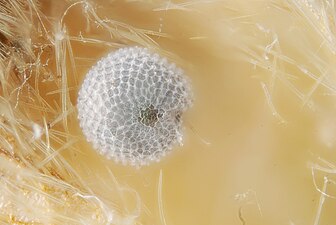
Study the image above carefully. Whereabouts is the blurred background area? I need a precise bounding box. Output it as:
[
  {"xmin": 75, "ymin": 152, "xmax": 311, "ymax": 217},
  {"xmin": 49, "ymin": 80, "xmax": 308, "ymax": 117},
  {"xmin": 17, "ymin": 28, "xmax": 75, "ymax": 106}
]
[{"xmin": 0, "ymin": 0, "xmax": 336, "ymax": 224}]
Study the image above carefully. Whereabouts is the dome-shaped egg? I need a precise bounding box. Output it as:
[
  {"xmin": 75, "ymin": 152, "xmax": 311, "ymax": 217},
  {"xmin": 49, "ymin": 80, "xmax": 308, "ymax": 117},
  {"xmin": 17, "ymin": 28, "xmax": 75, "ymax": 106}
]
[{"xmin": 77, "ymin": 47, "xmax": 193, "ymax": 166}]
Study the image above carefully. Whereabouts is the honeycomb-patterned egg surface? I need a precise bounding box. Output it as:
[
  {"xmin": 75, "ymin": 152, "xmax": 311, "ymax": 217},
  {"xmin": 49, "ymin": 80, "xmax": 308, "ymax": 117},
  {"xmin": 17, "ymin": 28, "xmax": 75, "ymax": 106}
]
[{"xmin": 77, "ymin": 47, "xmax": 193, "ymax": 166}]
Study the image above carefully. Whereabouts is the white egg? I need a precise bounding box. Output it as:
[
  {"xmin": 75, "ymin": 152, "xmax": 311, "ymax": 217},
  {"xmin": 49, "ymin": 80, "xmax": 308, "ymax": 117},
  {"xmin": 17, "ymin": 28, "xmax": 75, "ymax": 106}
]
[{"xmin": 77, "ymin": 47, "xmax": 193, "ymax": 166}]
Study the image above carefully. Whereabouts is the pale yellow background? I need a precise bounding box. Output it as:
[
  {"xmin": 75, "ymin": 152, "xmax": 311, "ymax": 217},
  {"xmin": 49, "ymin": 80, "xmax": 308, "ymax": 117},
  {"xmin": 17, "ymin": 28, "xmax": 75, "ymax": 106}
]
[{"xmin": 12, "ymin": 0, "xmax": 336, "ymax": 224}]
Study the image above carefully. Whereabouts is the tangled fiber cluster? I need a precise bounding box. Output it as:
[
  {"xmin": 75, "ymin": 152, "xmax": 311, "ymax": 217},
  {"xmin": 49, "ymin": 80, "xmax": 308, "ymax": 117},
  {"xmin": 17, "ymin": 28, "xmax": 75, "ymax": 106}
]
[{"xmin": 77, "ymin": 47, "xmax": 193, "ymax": 166}]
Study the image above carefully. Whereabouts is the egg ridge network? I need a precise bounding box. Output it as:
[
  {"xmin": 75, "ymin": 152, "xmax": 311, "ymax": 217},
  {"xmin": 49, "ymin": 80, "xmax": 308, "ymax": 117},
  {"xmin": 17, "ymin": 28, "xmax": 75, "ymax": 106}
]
[{"xmin": 77, "ymin": 47, "xmax": 193, "ymax": 166}]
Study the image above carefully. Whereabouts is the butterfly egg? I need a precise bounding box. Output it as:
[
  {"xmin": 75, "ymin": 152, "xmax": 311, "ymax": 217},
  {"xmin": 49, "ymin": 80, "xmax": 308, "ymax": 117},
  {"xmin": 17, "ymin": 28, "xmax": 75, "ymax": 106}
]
[{"xmin": 77, "ymin": 47, "xmax": 193, "ymax": 166}]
